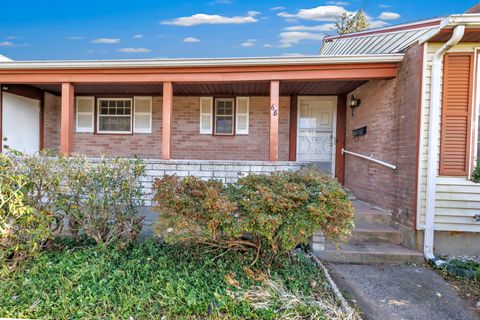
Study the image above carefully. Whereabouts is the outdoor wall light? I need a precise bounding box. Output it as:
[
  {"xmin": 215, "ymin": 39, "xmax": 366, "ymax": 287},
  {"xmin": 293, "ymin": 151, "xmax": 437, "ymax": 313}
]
[{"xmin": 349, "ymin": 95, "xmax": 361, "ymax": 116}]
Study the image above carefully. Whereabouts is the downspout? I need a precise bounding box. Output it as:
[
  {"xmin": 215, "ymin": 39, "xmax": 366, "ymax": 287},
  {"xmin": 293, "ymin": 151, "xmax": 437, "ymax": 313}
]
[{"xmin": 424, "ymin": 25, "xmax": 465, "ymax": 265}]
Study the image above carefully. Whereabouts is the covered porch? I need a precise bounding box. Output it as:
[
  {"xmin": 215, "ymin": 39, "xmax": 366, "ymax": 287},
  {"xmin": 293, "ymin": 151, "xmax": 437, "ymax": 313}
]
[{"xmin": 0, "ymin": 55, "xmax": 401, "ymax": 184}]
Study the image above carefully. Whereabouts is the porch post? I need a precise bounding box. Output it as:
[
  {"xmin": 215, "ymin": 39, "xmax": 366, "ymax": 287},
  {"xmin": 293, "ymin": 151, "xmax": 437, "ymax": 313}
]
[
  {"xmin": 269, "ymin": 80, "xmax": 280, "ymax": 161},
  {"xmin": 60, "ymin": 83, "xmax": 74, "ymax": 155},
  {"xmin": 162, "ymin": 81, "xmax": 173, "ymax": 160}
]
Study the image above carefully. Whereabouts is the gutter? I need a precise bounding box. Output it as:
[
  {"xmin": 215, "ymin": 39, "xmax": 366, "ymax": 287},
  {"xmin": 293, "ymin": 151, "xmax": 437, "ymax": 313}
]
[
  {"xmin": 424, "ymin": 25, "xmax": 465, "ymax": 265},
  {"xmin": 0, "ymin": 54, "xmax": 405, "ymax": 70}
]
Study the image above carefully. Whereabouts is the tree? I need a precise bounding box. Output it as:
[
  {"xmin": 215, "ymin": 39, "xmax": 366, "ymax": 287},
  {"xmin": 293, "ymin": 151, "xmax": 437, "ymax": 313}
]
[{"xmin": 335, "ymin": 10, "xmax": 370, "ymax": 35}]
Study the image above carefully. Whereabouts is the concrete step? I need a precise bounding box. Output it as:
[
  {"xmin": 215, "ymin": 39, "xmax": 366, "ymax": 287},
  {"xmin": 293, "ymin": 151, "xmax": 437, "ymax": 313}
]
[
  {"xmin": 349, "ymin": 221, "xmax": 403, "ymax": 245},
  {"xmin": 354, "ymin": 209, "xmax": 392, "ymax": 225},
  {"xmin": 315, "ymin": 241, "xmax": 425, "ymax": 264},
  {"xmin": 353, "ymin": 201, "xmax": 392, "ymax": 225}
]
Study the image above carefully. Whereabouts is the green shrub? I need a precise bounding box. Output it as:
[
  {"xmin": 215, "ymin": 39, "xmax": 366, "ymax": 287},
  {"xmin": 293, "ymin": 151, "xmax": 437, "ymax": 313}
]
[
  {"xmin": 9, "ymin": 150, "xmax": 63, "ymax": 234},
  {"xmin": 472, "ymin": 160, "xmax": 480, "ymax": 183},
  {"xmin": 56, "ymin": 155, "xmax": 146, "ymax": 245},
  {"xmin": 0, "ymin": 154, "xmax": 52, "ymax": 271},
  {"xmin": 154, "ymin": 168, "xmax": 354, "ymax": 256},
  {"xmin": 6, "ymin": 151, "xmax": 146, "ymax": 246}
]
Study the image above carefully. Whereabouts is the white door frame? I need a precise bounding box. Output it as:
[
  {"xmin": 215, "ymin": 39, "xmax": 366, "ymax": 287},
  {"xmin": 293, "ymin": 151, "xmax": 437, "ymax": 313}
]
[{"xmin": 296, "ymin": 95, "xmax": 337, "ymax": 175}]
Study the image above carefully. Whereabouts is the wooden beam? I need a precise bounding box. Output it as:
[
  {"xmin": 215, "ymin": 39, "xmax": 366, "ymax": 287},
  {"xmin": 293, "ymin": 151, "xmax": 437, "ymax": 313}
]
[
  {"xmin": 269, "ymin": 80, "xmax": 280, "ymax": 161},
  {"xmin": 162, "ymin": 82, "xmax": 173, "ymax": 160},
  {"xmin": 1, "ymin": 84, "xmax": 44, "ymax": 100},
  {"xmin": 0, "ymin": 64, "xmax": 399, "ymax": 84},
  {"xmin": 289, "ymin": 95, "xmax": 298, "ymax": 161},
  {"xmin": 335, "ymin": 95, "xmax": 347, "ymax": 185},
  {"xmin": 60, "ymin": 83, "xmax": 74, "ymax": 155}
]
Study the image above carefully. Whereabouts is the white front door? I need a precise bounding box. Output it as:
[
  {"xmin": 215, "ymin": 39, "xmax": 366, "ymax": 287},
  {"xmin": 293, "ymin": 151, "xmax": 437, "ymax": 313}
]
[
  {"xmin": 297, "ymin": 96, "xmax": 336, "ymax": 173},
  {"xmin": 2, "ymin": 92, "xmax": 40, "ymax": 154}
]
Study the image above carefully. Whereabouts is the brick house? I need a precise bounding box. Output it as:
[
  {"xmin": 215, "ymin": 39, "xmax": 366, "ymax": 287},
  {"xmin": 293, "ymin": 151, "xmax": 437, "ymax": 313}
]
[{"xmin": 1, "ymin": 11, "xmax": 480, "ymax": 261}]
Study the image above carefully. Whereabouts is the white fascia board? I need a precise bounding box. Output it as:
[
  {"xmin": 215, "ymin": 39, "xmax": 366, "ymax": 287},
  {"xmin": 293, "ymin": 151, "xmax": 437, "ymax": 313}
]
[
  {"xmin": 0, "ymin": 54, "xmax": 405, "ymax": 70},
  {"xmin": 419, "ymin": 14, "xmax": 480, "ymax": 44}
]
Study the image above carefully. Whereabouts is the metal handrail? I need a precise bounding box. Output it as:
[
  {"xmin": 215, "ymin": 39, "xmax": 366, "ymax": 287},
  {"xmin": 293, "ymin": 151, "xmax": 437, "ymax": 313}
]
[{"xmin": 342, "ymin": 148, "xmax": 397, "ymax": 170}]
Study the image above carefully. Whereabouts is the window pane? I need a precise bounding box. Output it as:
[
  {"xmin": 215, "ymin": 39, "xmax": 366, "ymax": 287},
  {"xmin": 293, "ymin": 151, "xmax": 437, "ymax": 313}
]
[
  {"xmin": 216, "ymin": 116, "xmax": 233, "ymax": 134},
  {"xmin": 99, "ymin": 116, "xmax": 131, "ymax": 132}
]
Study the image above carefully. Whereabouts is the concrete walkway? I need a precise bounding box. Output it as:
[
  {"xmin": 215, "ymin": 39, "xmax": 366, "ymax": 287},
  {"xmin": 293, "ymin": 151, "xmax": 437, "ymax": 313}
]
[{"xmin": 327, "ymin": 263, "xmax": 479, "ymax": 320}]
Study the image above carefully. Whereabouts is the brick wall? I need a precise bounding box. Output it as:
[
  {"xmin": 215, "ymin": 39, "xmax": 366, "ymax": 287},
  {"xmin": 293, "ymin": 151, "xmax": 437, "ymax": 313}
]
[
  {"xmin": 171, "ymin": 96, "xmax": 290, "ymax": 161},
  {"xmin": 344, "ymin": 44, "xmax": 423, "ymax": 228},
  {"xmin": 44, "ymin": 92, "xmax": 60, "ymax": 151},
  {"xmin": 43, "ymin": 96, "xmax": 291, "ymax": 160}
]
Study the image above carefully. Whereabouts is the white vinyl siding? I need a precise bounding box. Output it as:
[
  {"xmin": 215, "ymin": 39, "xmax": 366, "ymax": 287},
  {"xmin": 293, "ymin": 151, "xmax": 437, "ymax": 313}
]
[
  {"xmin": 235, "ymin": 97, "xmax": 249, "ymax": 135},
  {"xmin": 133, "ymin": 96, "xmax": 152, "ymax": 133},
  {"xmin": 417, "ymin": 42, "xmax": 480, "ymax": 232},
  {"xmin": 199, "ymin": 97, "xmax": 213, "ymax": 134},
  {"xmin": 75, "ymin": 96, "xmax": 94, "ymax": 133}
]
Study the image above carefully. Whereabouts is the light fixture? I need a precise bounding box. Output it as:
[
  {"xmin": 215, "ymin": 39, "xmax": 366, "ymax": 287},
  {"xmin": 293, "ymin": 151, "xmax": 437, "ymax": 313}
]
[{"xmin": 349, "ymin": 95, "xmax": 361, "ymax": 116}]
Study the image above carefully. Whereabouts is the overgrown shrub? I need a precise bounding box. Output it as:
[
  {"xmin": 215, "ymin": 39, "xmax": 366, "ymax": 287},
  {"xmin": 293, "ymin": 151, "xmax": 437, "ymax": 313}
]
[
  {"xmin": 55, "ymin": 156, "xmax": 146, "ymax": 245},
  {"xmin": 154, "ymin": 168, "xmax": 354, "ymax": 257},
  {"xmin": 0, "ymin": 154, "xmax": 52, "ymax": 270},
  {"xmin": 5, "ymin": 151, "xmax": 146, "ymax": 247}
]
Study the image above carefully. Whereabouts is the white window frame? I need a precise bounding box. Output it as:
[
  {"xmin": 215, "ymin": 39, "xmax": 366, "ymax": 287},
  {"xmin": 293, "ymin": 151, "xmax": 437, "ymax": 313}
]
[
  {"xmin": 214, "ymin": 98, "xmax": 235, "ymax": 136},
  {"xmin": 97, "ymin": 97, "xmax": 133, "ymax": 134},
  {"xmin": 75, "ymin": 96, "xmax": 94, "ymax": 133},
  {"xmin": 133, "ymin": 96, "xmax": 152, "ymax": 134}
]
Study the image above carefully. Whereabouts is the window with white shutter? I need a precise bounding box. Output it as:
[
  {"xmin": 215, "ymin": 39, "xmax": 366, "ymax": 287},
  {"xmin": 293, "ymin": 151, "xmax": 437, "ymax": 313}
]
[
  {"xmin": 235, "ymin": 97, "xmax": 249, "ymax": 135},
  {"xmin": 75, "ymin": 96, "xmax": 94, "ymax": 133},
  {"xmin": 133, "ymin": 96, "xmax": 152, "ymax": 133},
  {"xmin": 200, "ymin": 97, "xmax": 213, "ymax": 134}
]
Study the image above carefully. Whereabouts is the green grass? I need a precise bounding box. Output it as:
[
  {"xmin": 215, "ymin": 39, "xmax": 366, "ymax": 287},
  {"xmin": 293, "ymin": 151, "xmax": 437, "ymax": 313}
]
[{"xmin": 0, "ymin": 239, "xmax": 340, "ymax": 319}]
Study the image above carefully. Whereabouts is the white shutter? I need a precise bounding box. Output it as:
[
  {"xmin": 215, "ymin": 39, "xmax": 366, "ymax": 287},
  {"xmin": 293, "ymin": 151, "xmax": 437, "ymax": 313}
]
[
  {"xmin": 200, "ymin": 97, "xmax": 213, "ymax": 134},
  {"xmin": 75, "ymin": 97, "xmax": 94, "ymax": 133},
  {"xmin": 134, "ymin": 96, "xmax": 152, "ymax": 133},
  {"xmin": 235, "ymin": 96, "xmax": 249, "ymax": 135}
]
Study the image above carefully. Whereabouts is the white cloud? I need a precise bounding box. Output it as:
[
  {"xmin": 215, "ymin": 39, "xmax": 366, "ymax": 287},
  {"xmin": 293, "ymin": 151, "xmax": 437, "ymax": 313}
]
[
  {"xmin": 278, "ymin": 5, "xmax": 352, "ymax": 22},
  {"xmin": 285, "ymin": 23, "xmax": 336, "ymax": 32},
  {"xmin": 379, "ymin": 4, "xmax": 390, "ymax": 8},
  {"xmin": 133, "ymin": 34, "xmax": 144, "ymax": 39},
  {"xmin": 378, "ymin": 11, "xmax": 400, "ymax": 20},
  {"xmin": 279, "ymin": 31, "xmax": 324, "ymax": 48},
  {"xmin": 240, "ymin": 39, "xmax": 256, "ymax": 47},
  {"xmin": 264, "ymin": 43, "xmax": 273, "ymax": 48},
  {"xmin": 92, "ymin": 38, "xmax": 120, "ymax": 44},
  {"xmin": 183, "ymin": 37, "xmax": 200, "ymax": 43},
  {"xmin": 270, "ymin": 6, "xmax": 285, "ymax": 11},
  {"xmin": 369, "ymin": 20, "xmax": 389, "ymax": 28},
  {"xmin": 326, "ymin": 1, "xmax": 349, "ymax": 5},
  {"xmin": 66, "ymin": 36, "xmax": 85, "ymax": 40},
  {"xmin": 117, "ymin": 47, "xmax": 151, "ymax": 53},
  {"xmin": 0, "ymin": 41, "xmax": 14, "ymax": 47},
  {"xmin": 161, "ymin": 11, "xmax": 259, "ymax": 26}
]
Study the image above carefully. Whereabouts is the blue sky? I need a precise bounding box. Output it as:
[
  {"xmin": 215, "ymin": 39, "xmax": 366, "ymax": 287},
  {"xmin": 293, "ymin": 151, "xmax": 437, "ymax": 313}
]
[{"xmin": 0, "ymin": 0, "xmax": 476, "ymax": 60}]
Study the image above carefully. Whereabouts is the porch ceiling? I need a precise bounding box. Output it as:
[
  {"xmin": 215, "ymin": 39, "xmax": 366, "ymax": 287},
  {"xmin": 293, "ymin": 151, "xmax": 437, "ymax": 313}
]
[{"xmin": 28, "ymin": 80, "xmax": 367, "ymax": 96}]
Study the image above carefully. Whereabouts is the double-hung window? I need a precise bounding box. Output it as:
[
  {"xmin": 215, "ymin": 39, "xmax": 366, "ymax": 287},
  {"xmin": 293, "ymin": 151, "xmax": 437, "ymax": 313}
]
[
  {"xmin": 97, "ymin": 98, "xmax": 133, "ymax": 134},
  {"xmin": 214, "ymin": 98, "xmax": 235, "ymax": 135}
]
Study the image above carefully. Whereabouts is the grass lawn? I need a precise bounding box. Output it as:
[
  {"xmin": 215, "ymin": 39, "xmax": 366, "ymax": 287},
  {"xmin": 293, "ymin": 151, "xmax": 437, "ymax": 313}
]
[{"xmin": 0, "ymin": 239, "xmax": 349, "ymax": 319}]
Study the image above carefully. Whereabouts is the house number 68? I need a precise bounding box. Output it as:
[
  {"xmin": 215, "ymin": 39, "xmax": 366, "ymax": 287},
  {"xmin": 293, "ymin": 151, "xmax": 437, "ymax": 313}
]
[{"xmin": 271, "ymin": 104, "xmax": 278, "ymax": 116}]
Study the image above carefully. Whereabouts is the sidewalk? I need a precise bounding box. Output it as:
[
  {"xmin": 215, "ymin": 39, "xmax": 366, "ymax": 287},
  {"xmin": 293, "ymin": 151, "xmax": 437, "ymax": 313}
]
[{"xmin": 327, "ymin": 263, "xmax": 479, "ymax": 320}]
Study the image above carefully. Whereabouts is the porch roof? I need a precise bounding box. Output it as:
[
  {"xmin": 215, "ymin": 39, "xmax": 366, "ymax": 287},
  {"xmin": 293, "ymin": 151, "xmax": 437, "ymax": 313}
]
[{"xmin": 0, "ymin": 54, "xmax": 404, "ymax": 70}]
